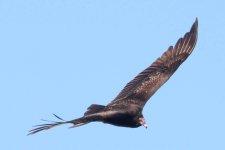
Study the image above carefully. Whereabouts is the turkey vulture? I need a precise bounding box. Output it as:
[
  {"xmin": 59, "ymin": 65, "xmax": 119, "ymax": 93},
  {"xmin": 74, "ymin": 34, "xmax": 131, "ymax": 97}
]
[{"xmin": 28, "ymin": 18, "xmax": 198, "ymax": 135}]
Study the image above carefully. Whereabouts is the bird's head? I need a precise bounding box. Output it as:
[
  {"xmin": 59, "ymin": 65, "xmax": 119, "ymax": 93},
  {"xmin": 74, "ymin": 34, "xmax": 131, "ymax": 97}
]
[
  {"xmin": 138, "ymin": 117, "xmax": 147, "ymax": 128},
  {"xmin": 135, "ymin": 113, "xmax": 147, "ymax": 128}
]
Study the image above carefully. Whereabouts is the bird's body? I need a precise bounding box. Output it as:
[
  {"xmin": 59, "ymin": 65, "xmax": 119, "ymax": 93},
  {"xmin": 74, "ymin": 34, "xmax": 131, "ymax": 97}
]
[{"xmin": 29, "ymin": 18, "xmax": 198, "ymax": 135}]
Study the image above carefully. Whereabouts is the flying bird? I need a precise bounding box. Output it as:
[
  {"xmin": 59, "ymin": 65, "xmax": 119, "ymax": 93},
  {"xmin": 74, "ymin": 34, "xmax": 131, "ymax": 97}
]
[{"xmin": 29, "ymin": 18, "xmax": 198, "ymax": 135}]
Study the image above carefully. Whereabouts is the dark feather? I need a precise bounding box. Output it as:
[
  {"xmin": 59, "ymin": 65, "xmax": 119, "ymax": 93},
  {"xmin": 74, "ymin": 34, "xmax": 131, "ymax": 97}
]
[
  {"xmin": 110, "ymin": 18, "xmax": 198, "ymax": 107},
  {"xmin": 28, "ymin": 114, "xmax": 67, "ymax": 135},
  {"xmin": 28, "ymin": 113, "xmax": 105, "ymax": 135},
  {"xmin": 84, "ymin": 104, "xmax": 105, "ymax": 116},
  {"xmin": 53, "ymin": 113, "xmax": 65, "ymax": 121}
]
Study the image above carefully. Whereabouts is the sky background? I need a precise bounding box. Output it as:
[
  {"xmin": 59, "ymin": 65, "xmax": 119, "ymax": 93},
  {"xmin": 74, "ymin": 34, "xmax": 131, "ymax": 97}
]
[{"xmin": 0, "ymin": 0, "xmax": 225, "ymax": 150}]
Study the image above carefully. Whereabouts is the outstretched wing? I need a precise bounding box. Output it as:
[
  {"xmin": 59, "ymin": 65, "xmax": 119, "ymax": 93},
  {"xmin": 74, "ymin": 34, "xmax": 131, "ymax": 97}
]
[{"xmin": 110, "ymin": 19, "xmax": 198, "ymax": 108}]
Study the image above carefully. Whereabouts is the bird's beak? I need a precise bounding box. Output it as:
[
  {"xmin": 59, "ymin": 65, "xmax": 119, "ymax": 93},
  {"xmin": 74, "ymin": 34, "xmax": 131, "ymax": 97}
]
[
  {"xmin": 139, "ymin": 118, "xmax": 148, "ymax": 129},
  {"xmin": 143, "ymin": 123, "xmax": 148, "ymax": 129}
]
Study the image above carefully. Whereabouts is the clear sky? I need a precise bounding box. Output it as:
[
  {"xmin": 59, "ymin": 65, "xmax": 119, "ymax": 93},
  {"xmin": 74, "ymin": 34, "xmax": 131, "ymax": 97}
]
[{"xmin": 1, "ymin": 0, "xmax": 225, "ymax": 150}]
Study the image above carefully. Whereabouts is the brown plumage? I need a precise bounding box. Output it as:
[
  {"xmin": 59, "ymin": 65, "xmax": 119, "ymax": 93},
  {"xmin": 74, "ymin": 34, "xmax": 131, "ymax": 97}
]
[{"xmin": 28, "ymin": 18, "xmax": 198, "ymax": 135}]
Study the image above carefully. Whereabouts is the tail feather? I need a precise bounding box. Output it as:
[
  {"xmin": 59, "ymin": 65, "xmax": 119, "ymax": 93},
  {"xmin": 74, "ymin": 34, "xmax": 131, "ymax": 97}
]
[
  {"xmin": 28, "ymin": 114, "xmax": 89, "ymax": 135},
  {"xmin": 28, "ymin": 121, "xmax": 66, "ymax": 135},
  {"xmin": 29, "ymin": 106, "xmax": 105, "ymax": 135}
]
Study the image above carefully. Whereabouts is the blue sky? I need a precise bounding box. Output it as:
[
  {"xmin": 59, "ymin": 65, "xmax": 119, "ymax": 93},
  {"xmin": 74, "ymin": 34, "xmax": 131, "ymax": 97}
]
[{"xmin": 1, "ymin": 0, "xmax": 225, "ymax": 150}]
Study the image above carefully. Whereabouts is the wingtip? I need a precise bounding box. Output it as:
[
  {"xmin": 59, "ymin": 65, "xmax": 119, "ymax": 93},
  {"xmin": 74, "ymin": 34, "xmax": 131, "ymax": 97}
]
[
  {"xmin": 195, "ymin": 17, "xmax": 198, "ymax": 22},
  {"xmin": 195, "ymin": 17, "xmax": 198, "ymax": 27},
  {"xmin": 189, "ymin": 17, "xmax": 198, "ymax": 37},
  {"xmin": 193, "ymin": 17, "xmax": 198, "ymax": 31}
]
